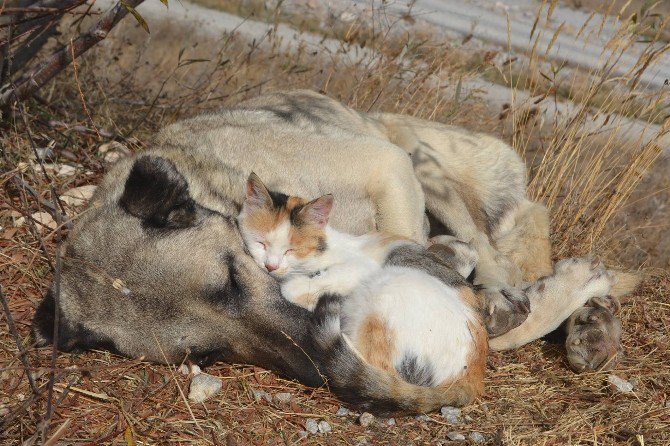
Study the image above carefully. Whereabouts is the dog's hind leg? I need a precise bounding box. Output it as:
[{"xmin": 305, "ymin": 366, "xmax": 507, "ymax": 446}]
[{"xmin": 493, "ymin": 199, "xmax": 553, "ymax": 282}]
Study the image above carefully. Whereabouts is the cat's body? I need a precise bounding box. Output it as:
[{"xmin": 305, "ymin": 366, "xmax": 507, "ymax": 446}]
[{"xmin": 238, "ymin": 174, "xmax": 487, "ymax": 398}]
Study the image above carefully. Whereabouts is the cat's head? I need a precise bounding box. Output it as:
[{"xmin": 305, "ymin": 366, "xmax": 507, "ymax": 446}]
[{"xmin": 237, "ymin": 173, "xmax": 333, "ymax": 276}]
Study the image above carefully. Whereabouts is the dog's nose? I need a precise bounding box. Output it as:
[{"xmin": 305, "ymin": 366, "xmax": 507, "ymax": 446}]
[{"xmin": 265, "ymin": 263, "xmax": 278, "ymax": 272}]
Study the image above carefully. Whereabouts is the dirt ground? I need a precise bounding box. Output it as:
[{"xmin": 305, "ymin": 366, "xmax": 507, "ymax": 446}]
[{"xmin": 1, "ymin": 2, "xmax": 670, "ymax": 445}]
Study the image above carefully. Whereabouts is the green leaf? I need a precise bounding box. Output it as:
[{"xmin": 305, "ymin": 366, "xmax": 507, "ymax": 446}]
[{"xmin": 122, "ymin": 0, "xmax": 149, "ymax": 33}]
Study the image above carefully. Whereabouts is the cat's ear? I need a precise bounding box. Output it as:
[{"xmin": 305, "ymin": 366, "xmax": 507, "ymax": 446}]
[
  {"xmin": 245, "ymin": 172, "xmax": 273, "ymax": 209},
  {"xmin": 300, "ymin": 194, "xmax": 333, "ymax": 228}
]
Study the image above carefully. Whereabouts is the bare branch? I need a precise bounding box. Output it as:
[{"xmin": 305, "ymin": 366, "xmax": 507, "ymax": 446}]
[{"xmin": 0, "ymin": 0, "xmax": 145, "ymax": 107}]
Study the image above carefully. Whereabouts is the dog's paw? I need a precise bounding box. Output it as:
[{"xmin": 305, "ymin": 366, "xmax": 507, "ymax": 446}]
[
  {"xmin": 484, "ymin": 287, "xmax": 530, "ymax": 337},
  {"xmin": 554, "ymin": 257, "xmax": 615, "ymax": 297},
  {"xmin": 427, "ymin": 235, "xmax": 478, "ymax": 279},
  {"xmin": 565, "ymin": 299, "xmax": 622, "ymax": 372}
]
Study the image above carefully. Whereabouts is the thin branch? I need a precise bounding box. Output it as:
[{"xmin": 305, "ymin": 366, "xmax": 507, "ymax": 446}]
[
  {"xmin": 0, "ymin": 0, "xmax": 146, "ymax": 107},
  {"xmin": 0, "ymin": 286, "xmax": 39, "ymax": 396}
]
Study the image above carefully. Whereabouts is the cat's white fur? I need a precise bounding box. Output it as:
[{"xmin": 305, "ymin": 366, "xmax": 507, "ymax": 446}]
[{"xmin": 341, "ymin": 266, "xmax": 479, "ymax": 385}]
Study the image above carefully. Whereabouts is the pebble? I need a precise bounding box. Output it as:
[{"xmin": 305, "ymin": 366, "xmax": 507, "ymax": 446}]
[
  {"xmin": 251, "ymin": 389, "xmax": 272, "ymax": 403},
  {"xmin": 386, "ymin": 418, "xmax": 396, "ymax": 426},
  {"xmin": 98, "ymin": 141, "xmax": 128, "ymax": 154},
  {"xmin": 298, "ymin": 430, "xmax": 309, "ymax": 439},
  {"xmin": 15, "ymin": 212, "xmax": 57, "ymax": 231},
  {"xmin": 57, "ymin": 164, "xmax": 77, "ymax": 177},
  {"xmin": 274, "ymin": 392, "xmax": 293, "ymax": 403},
  {"xmin": 336, "ymin": 406, "xmax": 349, "ymax": 416},
  {"xmin": 305, "ymin": 418, "xmax": 319, "ymax": 434},
  {"xmin": 415, "ymin": 414, "xmax": 431, "ymax": 422},
  {"xmin": 440, "ymin": 406, "xmax": 462, "ymax": 424},
  {"xmin": 447, "ymin": 432, "xmax": 465, "ymax": 441},
  {"xmin": 317, "ymin": 420, "xmax": 332, "ymax": 433},
  {"xmin": 469, "ymin": 432, "xmax": 485, "ymax": 443},
  {"xmin": 187, "ymin": 373, "xmax": 222, "ymax": 403},
  {"xmin": 61, "ymin": 185, "xmax": 97, "ymax": 208},
  {"xmin": 608, "ymin": 374, "xmax": 634, "ymax": 393},
  {"xmin": 359, "ymin": 412, "xmax": 375, "ymax": 427},
  {"xmin": 35, "ymin": 147, "xmax": 54, "ymax": 160}
]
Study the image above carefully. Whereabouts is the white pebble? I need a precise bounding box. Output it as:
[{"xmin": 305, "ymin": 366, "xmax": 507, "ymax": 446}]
[
  {"xmin": 415, "ymin": 414, "xmax": 431, "ymax": 422},
  {"xmin": 178, "ymin": 364, "xmax": 190, "ymax": 375},
  {"xmin": 15, "ymin": 212, "xmax": 57, "ymax": 231},
  {"xmin": 274, "ymin": 392, "xmax": 293, "ymax": 403},
  {"xmin": 336, "ymin": 406, "xmax": 349, "ymax": 416},
  {"xmin": 359, "ymin": 412, "xmax": 375, "ymax": 427},
  {"xmin": 61, "ymin": 185, "xmax": 97, "ymax": 208},
  {"xmin": 386, "ymin": 418, "xmax": 396, "ymax": 426},
  {"xmin": 252, "ymin": 389, "xmax": 272, "ymax": 402},
  {"xmin": 447, "ymin": 432, "xmax": 465, "ymax": 441},
  {"xmin": 187, "ymin": 373, "xmax": 222, "ymax": 403},
  {"xmin": 318, "ymin": 420, "xmax": 332, "ymax": 433},
  {"xmin": 305, "ymin": 418, "xmax": 319, "ymax": 434},
  {"xmin": 440, "ymin": 406, "xmax": 462, "ymax": 424},
  {"xmin": 57, "ymin": 164, "xmax": 77, "ymax": 177},
  {"xmin": 469, "ymin": 432, "xmax": 485, "ymax": 443},
  {"xmin": 608, "ymin": 375, "xmax": 634, "ymax": 393}
]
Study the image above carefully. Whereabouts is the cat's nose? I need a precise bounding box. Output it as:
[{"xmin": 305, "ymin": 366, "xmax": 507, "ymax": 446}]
[{"xmin": 265, "ymin": 263, "xmax": 279, "ymax": 272}]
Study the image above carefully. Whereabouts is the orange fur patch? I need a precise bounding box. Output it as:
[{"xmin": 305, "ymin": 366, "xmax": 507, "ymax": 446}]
[{"xmin": 356, "ymin": 314, "xmax": 398, "ymax": 375}]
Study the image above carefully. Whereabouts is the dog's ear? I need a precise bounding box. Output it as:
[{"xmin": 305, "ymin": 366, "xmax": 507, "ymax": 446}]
[{"xmin": 120, "ymin": 156, "xmax": 197, "ymax": 228}]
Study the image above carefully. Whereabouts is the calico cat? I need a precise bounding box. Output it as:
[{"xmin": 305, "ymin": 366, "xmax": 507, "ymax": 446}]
[{"xmin": 237, "ymin": 173, "xmax": 488, "ymax": 399}]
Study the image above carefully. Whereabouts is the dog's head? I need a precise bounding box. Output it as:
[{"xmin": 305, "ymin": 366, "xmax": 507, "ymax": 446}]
[{"xmin": 33, "ymin": 154, "xmax": 323, "ymax": 384}]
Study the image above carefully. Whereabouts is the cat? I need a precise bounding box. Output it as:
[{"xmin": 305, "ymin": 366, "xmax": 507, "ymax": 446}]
[{"xmin": 237, "ymin": 172, "xmax": 488, "ymax": 400}]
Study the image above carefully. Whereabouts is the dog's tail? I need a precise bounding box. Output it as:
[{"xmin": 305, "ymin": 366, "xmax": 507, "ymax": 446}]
[
  {"xmin": 608, "ymin": 270, "xmax": 642, "ymax": 300},
  {"xmin": 310, "ymin": 294, "xmax": 480, "ymax": 415}
]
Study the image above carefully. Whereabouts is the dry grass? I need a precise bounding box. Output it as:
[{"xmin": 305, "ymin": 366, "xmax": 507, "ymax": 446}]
[{"xmin": 1, "ymin": 1, "xmax": 670, "ymax": 444}]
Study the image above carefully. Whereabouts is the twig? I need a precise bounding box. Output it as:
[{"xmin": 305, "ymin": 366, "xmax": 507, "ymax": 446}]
[
  {"xmin": 0, "ymin": 286, "xmax": 39, "ymax": 395},
  {"xmin": 0, "ymin": 0, "xmax": 146, "ymax": 107}
]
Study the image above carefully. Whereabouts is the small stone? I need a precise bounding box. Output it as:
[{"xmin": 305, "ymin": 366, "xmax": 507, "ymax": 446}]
[
  {"xmin": 35, "ymin": 147, "xmax": 54, "ymax": 160},
  {"xmin": 274, "ymin": 392, "xmax": 293, "ymax": 403},
  {"xmin": 386, "ymin": 418, "xmax": 396, "ymax": 426},
  {"xmin": 15, "ymin": 212, "xmax": 57, "ymax": 231},
  {"xmin": 447, "ymin": 432, "xmax": 465, "ymax": 441},
  {"xmin": 104, "ymin": 151, "xmax": 122, "ymax": 164},
  {"xmin": 178, "ymin": 364, "xmax": 190, "ymax": 375},
  {"xmin": 359, "ymin": 412, "xmax": 375, "ymax": 427},
  {"xmin": 415, "ymin": 414, "xmax": 431, "ymax": 422},
  {"xmin": 190, "ymin": 364, "xmax": 201, "ymax": 376},
  {"xmin": 98, "ymin": 141, "xmax": 128, "ymax": 154},
  {"xmin": 440, "ymin": 406, "xmax": 461, "ymax": 424},
  {"xmin": 305, "ymin": 418, "xmax": 319, "ymax": 434},
  {"xmin": 317, "ymin": 420, "xmax": 332, "ymax": 433},
  {"xmin": 298, "ymin": 431, "xmax": 309, "ymax": 439},
  {"xmin": 336, "ymin": 406, "xmax": 349, "ymax": 416},
  {"xmin": 57, "ymin": 164, "xmax": 77, "ymax": 177},
  {"xmin": 251, "ymin": 389, "xmax": 272, "ymax": 403},
  {"xmin": 61, "ymin": 185, "xmax": 97, "ymax": 208},
  {"xmin": 188, "ymin": 373, "xmax": 222, "ymax": 403},
  {"xmin": 469, "ymin": 432, "xmax": 485, "ymax": 443},
  {"xmin": 608, "ymin": 374, "xmax": 633, "ymax": 393}
]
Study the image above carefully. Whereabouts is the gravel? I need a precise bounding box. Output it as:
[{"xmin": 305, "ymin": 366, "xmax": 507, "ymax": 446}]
[
  {"xmin": 359, "ymin": 412, "xmax": 375, "ymax": 427},
  {"xmin": 187, "ymin": 373, "xmax": 222, "ymax": 403},
  {"xmin": 440, "ymin": 406, "xmax": 462, "ymax": 424}
]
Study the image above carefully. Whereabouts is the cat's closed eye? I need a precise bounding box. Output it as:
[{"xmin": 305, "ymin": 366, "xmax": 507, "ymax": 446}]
[
  {"xmin": 285, "ymin": 248, "xmax": 295, "ymax": 255},
  {"xmin": 257, "ymin": 241, "xmax": 267, "ymax": 249}
]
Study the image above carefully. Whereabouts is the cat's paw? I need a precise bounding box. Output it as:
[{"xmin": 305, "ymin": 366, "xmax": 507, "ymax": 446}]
[
  {"xmin": 555, "ymin": 257, "xmax": 615, "ymax": 298},
  {"xmin": 281, "ymin": 277, "xmax": 320, "ymax": 311},
  {"xmin": 566, "ymin": 298, "xmax": 622, "ymax": 372},
  {"xmin": 484, "ymin": 286, "xmax": 530, "ymax": 337}
]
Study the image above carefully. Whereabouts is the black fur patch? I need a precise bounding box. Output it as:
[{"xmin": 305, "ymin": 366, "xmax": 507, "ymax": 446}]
[
  {"xmin": 385, "ymin": 244, "xmax": 468, "ymax": 288},
  {"xmin": 120, "ymin": 156, "xmax": 198, "ymax": 229},
  {"xmin": 187, "ymin": 346, "xmax": 230, "ymax": 368},
  {"xmin": 398, "ymin": 354, "xmax": 434, "ymax": 387},
  {"xmin": 316, "ymin": 237, "xmax": 327, "ymax": 252},
  {"xmin": 33, "ymin": 289, "xmax": 120, "ymax": 354},
  {"xmin": 269, "ymin": 190, "xmax": 289, "ymax": 208}
]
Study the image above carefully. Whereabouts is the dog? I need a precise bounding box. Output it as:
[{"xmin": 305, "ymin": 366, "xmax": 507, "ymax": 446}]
[{"xmin": 32, "ymin": 90, "xmax": 626, "ymax": 413}]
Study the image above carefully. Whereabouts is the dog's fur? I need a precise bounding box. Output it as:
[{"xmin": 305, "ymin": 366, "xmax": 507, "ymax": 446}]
[{"xmin": 33, "ymin": 90, "xmax": 620, "ymax": 413}]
